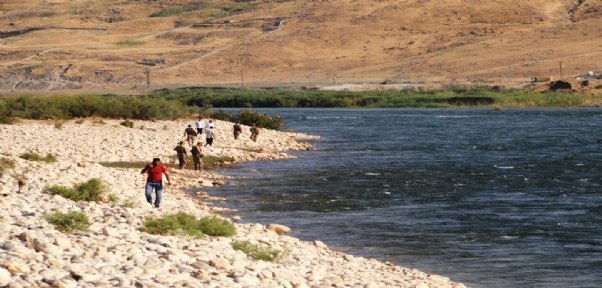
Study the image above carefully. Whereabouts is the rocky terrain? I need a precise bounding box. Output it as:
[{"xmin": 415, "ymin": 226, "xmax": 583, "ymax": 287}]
[{"xmin": 0, "ymin": 119, "xmax": 466, "ymax": 288}]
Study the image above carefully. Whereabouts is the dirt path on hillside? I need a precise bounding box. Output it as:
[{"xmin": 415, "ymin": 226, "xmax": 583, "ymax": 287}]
[{"xmin": 117, "ymin": 19, "xmax": 287, "ymax": 83}]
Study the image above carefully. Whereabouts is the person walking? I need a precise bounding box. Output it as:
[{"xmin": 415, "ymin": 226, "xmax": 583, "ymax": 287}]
[
  {"xmin": 191, "ymin": 142, "xmax": 204, "ymax": 171},
  {"xmin": 183, "ymin": 124, "xmax": 197, "ymax": 147},
  {"xmin": 205, "ymin": 126, "xmax": 215, "ymax": 147},
  {"xmin": 250, "ymin": 124, "xmax": 259, "ymax": 142},
  {"xmin": 173, "ymin": 141, "xmax": 188, "ymax": 169},
  {"xmin": 195, "ymin": 116, "xmax": 205, "ymax": 135},
  {"xmin": 233, "ymin": 121, "xmax": 242, "ymax": 140},
  {"xmin": 140, "ymin": 158, "xmax": 172, "ymax": 209},
  {"xmin": 207, "ymin": 119, "xmax": 215, "ymax": 129}
]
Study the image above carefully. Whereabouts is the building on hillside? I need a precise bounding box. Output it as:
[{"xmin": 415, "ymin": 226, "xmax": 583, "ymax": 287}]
[{"xmin": 576, "ymin": 71, "xmax": 600, "ymax": 80}]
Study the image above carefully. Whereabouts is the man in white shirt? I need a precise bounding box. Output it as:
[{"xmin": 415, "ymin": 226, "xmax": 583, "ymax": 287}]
[
  {"xmin": 204, "ymin": 126, "xmax": 215, "ymax": 147},
  {"xmin": 195, "ymin": 117, "xmax": 205, "ymax": 135}
]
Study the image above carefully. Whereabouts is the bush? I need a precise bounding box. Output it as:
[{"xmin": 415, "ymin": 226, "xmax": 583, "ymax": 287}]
[
  {"xmin": 0, "ymin": 116, "xmax": 16, "ymax": 124},
  {"xmin": 45, "ymin": 178, "xmax": 108, "ymax": 202},
  {"xmin": 141, "ymin": 212, "xmax": 205, "ymax": 239},
  {"xmin": 54, "ymin": 122, "xmax": 64, "ymax": 130},
  {"xmin": 197, "ymin": 216, "xmax": 237, "ymax": 237},
  {"xmin": 0, "ymin": 157, "xmax": 16, "ymax": 173},
  {"xmin": 141, "ymin": 212, "xmax": 236, "ymax": 239},
  {"xmin": 211, "ymin": 109, "xmax": 283, "ymax": 130},
  {"xmin": 120, "ymin": 198, "xmax": 138, "ymax": 208},
  {"xmin": 74, "ymin": 119, "xmax": 85, "ymax": 124},
  {"xmin": 120, "ymin": 119, "xmax": 135, "ymax": 128},
  {"xmin": 1, "ymin": 95, "xmax": 191, "ymax": 121},
  {"xmin": 19, "ymin": 152, "xmax": 57, "ymax": 163},
  {"xmin": 231, "ymin": 240, "xmax": 284, "ymax": 262},
  {"xmin": 44, "ymin": 211, "xmax": 91, "ymax": 233}
]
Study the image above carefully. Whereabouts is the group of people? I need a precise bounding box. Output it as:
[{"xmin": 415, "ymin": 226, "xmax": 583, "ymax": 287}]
[
  {"xmin": 141, "ymin": 117, "xmax": 262, "ymax": 208},
  {"xmin": 184, "ymin": 116, "xmax": 215, "ymax": 148}
]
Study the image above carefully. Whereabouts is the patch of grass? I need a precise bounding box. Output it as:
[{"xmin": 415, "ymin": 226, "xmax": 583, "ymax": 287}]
[
  {"xmin": 75, "ymin": 119, "xmax": 85, "ymax": 124},
  {"xmin": 54, "ymin": 122, "xmax": 64, "ymax": 130},
  {"xmin": 0, "ymin": 117, "xmax": 17, "ymax": 124},
  {"xmin": 45, "ymin": 178, "xmax": 108, "ymax": 202},
  {"xmin": 231, "ymin": 240, "xmax": 284, "ymax": 262},
  {"xmin": 19, "ymin": 152, "xmax": 57, "ymax": 163},
  {"xmin": 197, "ymin": 216, "xmax": 236, "ymax": 236},
  {"xmin": 92, "ymin": 120, "xmax": 107, "ymax": 125},
  {"xmin": 116, "ymin": 40, "xmax": 146, "ymax": 47},
  {"xmin": 44, "ymin": 210, "xmax": 91, "ymax": 233},
  {"xmin": 20, "ymin": 65, "xmax": 43, "ymax": 72},
  {"xmin": 99, "ymin": 161, "xmax": 148, "ymax": 169},
  {"xmin": 120, "ymin": 198, "xmax": 138, "ymax": 208},
  {"xmin": 228, "ymin": 147, "xmax": 261, "ymax": 153},
  {"xmin": 108, "ymin": 193, "xmax": 119, "ymax": 206},
  {"xmin": 150, "ymin": 3, "xmax": 207, "ymax": 17},
  {"xmin": 40, "ymin": 11, "xmax": 56, "ymax": 17},
  {"xmin": 165, "ymin": 155, "xmax": 233, "ymax": 170},
  {"xmin": 120, "ymin": 119, "xmax": 134, "ymax": 128},
  {"xmin": 141, "ymin": 212, "xmax": 236, "ymax": 239},
  {"xmin": 0, "ymin": 157, "xmax": 16, "ymax": 173},
  {"xmin": 202, "ymin": 155, "xmax": 234, "ymax": 167}
]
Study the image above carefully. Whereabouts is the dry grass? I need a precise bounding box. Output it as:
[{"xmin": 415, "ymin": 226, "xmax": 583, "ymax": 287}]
[{"xmin": 1, "ymin": 0, "xmax": 602, "ymax": 93}]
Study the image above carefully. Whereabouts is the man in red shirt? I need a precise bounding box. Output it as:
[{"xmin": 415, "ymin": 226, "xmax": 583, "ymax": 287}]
[{"xmin": 141, "ymin": 158, "xmax": 172, "ymax": 208}]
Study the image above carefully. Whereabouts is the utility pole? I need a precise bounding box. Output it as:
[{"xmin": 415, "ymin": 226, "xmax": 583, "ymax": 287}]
[
  {"xmin": 399, "ymin": 69, "xmax": 403, "ymax": 91},
  {"xmin": 559, "ymin": 61, "xmax": 564, "ymax": 79},
  {"xmin": 507, "ymin": 64, "xmax": 512, "ymax": 84},
  {"xmin": 241, "ymin": 70, "xmax": 244, "ymax": 88},
  {"xmin": 146, "ymin": 69, "xmax": 150, "ymax": 88}
]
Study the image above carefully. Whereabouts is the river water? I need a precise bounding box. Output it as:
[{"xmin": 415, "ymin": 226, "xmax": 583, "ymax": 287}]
[{"xmin": 200, "ymin": 108, "xmax": 602, "ymax": 288}]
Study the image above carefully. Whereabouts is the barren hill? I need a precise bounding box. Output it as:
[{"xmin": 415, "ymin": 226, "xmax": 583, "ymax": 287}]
[{"xmin": 1, "ymin": 0, "xmax": 601, "ymax": 93}]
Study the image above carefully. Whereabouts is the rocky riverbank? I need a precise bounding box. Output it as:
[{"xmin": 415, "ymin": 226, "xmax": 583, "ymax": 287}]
[{"xmin": 0, "ymin": 119, "xmax": 466, "ymax": 288}]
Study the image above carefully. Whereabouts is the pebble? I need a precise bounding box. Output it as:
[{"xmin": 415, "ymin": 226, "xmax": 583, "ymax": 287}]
[{"xmin": 0, "ymin": 120, "xmax": 464, "ymax": 288}]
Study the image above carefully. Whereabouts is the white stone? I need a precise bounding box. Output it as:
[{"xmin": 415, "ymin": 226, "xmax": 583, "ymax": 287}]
[{"xmin": 0, "ymin": 268, "xmax": 11, "ymax": 286}]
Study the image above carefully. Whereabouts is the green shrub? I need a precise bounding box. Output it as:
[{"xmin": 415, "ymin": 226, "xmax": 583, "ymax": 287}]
[
  {"xmin": 211, "ymin": 109, "xmax": 283, "ymax": 130},
  {"xmin": 0, "ymin": 116, "xmax": 16, "ymax": 124},
  {"xmin": 120, "ymin": 119, "xmax": 135, "ymax": 128},
  {"xmin": 197, "ymin": 216, "xmax": 236, "ymax": 237},
  {"xmin": 54, "ymin": 122, "xmax": 64, "ymax": 130},
  {"xmin": 141, "ymin": 212, "xmax": 205, "ymax": 239},
  {"xmin": 40, "ymin": 11, "xmax": 56, "ymax": 17},
  {"xmin": 231, "ymin": 240, "xmax": 284, "ymax": 262},
  {"xmin": 44, "ymin": 211, "xmax": 91, "ymax": 233},
  {"xmin": 120, "ymin": 198, "xmax": 138, "ymax": 208},
  {"xmin": 108, "ymin": 193, "xmax": 119, "ymax": 206},
  {"xmin": 75, "ymin": 119, "xmax": 85, "ymax": 124},
  {"xmin": 45, "ymin": 178, "xmax": 108, "ymax": 202},
  {"xmin": 141, "ymin": 212, "xmax": 236, "ymax": 239},
  {"xmin": 1, "ymin": 95, "xmax": 191, "ymax": 121},
  {"xmin": 0, "ymin": 157, "xmax": 16, "ymax": 173},
  {"xmin": 19, "ymin": 153, "xmax": 57, "ymax": 163},
  {"xmin": 92, "ymin": 120, "xmax": 107, "ymax": 125}
]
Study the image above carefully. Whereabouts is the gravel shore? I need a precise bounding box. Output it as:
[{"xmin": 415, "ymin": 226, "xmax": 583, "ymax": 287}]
[{"xmin": 0, "ymin": 119, "xmax": 466, "ymax": 288}]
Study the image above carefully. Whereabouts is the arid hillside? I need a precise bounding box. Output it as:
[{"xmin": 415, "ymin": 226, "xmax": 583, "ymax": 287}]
[{"xmin": 1, "ymin": 0, "xmax": 601, "ymax": 93}]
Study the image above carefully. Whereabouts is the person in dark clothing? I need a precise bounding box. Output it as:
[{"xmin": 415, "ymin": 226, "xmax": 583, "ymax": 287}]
[
  {"xmin": 183, "ymin": 124, "xmax": 197, "ymax": 147},
  {"xmin": 250, "ymin": 124, "xmax": 259, "ymax": 142},
  {"xmin": 173, "ymin": 141, "xmax": 188, "ymax": 169},
  {"xmin": 233, "ymin": 121, "xmax": 242, "ymax": 140},
  {"xmin": 191, "ymin": 142, "xmax": 204, "ymax": 171}
]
